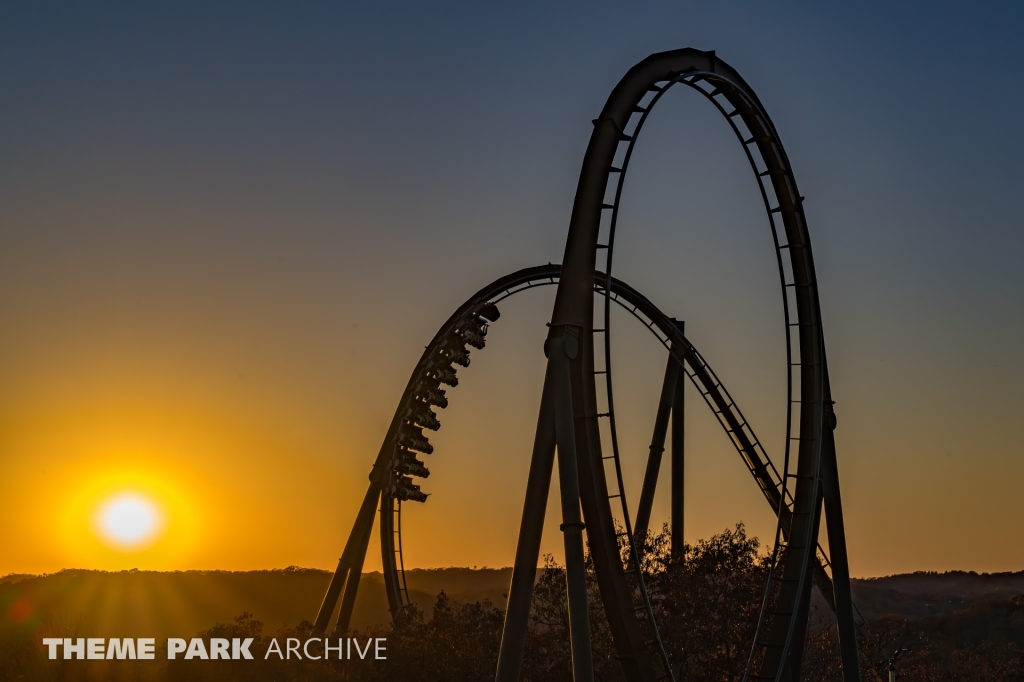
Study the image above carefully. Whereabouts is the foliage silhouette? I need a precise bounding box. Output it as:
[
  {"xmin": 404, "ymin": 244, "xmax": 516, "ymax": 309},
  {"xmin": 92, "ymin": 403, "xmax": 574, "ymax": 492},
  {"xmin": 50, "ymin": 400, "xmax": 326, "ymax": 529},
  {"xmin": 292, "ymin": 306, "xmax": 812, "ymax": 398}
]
[{"xmin": 3, "ymin": 525, "xmax": 1023, "ymax": 681}]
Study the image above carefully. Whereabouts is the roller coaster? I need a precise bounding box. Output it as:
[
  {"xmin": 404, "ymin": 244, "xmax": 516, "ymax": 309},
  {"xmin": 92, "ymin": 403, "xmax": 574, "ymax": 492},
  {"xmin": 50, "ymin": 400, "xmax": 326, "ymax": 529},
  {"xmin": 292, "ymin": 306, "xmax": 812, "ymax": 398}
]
[{"xmin": 312, "ymin": 48, "xmax": 860, "ymax": 682}]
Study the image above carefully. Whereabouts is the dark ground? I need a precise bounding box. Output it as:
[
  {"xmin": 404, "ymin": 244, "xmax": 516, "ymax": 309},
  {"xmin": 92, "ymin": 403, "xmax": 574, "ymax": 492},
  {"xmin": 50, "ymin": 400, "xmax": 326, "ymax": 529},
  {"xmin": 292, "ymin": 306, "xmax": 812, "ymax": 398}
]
[{"xmin": 3, "ymin": 548, "xmax": 1023, "ymax": 681}]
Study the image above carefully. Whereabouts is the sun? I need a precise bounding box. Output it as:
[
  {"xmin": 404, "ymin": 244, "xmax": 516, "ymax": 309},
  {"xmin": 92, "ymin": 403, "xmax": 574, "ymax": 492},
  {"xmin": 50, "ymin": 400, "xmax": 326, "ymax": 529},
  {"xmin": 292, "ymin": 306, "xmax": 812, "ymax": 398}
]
[
  {"xmin": 56, "ymin": 461, "xmax": 201, "ymax": 567},
  {"xmin": 94, "ymin": 492, "xmax": 165, "ymax": 550}
]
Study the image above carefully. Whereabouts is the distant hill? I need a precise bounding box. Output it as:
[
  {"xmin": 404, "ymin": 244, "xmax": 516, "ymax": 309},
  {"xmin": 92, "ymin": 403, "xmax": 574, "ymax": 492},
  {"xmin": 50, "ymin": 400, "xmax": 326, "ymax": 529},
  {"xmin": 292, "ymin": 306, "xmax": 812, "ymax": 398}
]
[
  {"xmin": 847, "ymin": 571, "xmax": 1024, "ymax": 652},
  {"xmin": 3, "ymin": 567, "xmax": 1022, "ymax": 642},
  {"xmin": 851, "ymin": 571, "xmax": 1024, "ymax": 621},
  {"xmin": 0, "ymin": 567, "xmax": 512, "ymax": 640}
]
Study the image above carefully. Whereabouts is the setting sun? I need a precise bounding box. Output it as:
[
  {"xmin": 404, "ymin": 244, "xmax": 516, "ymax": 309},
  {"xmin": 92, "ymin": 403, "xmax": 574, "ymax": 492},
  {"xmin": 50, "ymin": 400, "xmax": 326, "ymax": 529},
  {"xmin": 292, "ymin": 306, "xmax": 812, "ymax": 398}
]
[
  {"xmin": 94, "ymin": 492, "xmax": 164, "ymax": 549},
  {"xmin": 31, "ymin": 450, "xmax": 210, "ymax": 570}
]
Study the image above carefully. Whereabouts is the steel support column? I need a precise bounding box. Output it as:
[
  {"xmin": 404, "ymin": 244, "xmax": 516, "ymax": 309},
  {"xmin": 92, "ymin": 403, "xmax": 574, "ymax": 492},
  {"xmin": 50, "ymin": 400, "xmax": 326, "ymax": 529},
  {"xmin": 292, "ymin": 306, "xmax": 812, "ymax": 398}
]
[
  {"xmin": 820, "ymin": 405, "xmax": 860, "ymax": 680},
  {"xmin": 635, "ymin": 353, "xmax": 679, "ymax": 537},
  {"xmin": 311, "ymin": 475, "xmax": 383, "ymax": 636},
  {"xmin": 550, "ymin": 327, "xmax": 595, "ymax": 682},
  {"xmin": 494, "ymin": 343, "xmax": 560, "ymax": 682},
  {"xmin": 335, "ymin": 526, "xmax": 369, "ymax": 634},
  {"xmin": 671, "ymin": 321, "xmax": 685, "ymax": 557}
]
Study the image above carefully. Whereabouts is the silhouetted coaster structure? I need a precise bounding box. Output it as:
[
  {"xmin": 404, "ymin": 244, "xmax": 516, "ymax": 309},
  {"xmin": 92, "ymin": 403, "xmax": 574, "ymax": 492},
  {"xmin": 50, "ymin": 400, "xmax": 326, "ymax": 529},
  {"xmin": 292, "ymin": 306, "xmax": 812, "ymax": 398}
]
[{"xmin": 312, "ymin": 48, "xmax": 859, "ymax": 682}]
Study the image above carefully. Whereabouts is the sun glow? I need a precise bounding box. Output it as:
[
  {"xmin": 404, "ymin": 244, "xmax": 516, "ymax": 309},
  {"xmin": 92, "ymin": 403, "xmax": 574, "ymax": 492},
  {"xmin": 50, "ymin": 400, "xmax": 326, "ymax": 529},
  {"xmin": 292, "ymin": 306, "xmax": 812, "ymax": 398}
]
[
  {"xmin": 45, "ymin": 454, "xmax": 204, "ymax": 568},
  {"xmin": 94, "ymin": 492, "xmax": 164, "ymax": 549}
]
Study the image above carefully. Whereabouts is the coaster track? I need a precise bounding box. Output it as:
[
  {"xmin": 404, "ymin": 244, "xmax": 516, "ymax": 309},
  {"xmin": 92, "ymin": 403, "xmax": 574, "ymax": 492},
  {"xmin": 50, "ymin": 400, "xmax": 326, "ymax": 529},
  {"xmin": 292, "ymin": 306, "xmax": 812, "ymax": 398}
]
[
  {"xmin": 312, "ymin": 264, "xmax": 848, "ymax": 676},
  {"xmin": 313, "ymin": 48, "xmax": 859, "ymax": 682},
  {"xmin": 377, "ymin": 266, "xmax": 844, "ymax": 670},
  {"xmin": 505, "ymin": 48, "xmax": 858, "ymax": 682}
]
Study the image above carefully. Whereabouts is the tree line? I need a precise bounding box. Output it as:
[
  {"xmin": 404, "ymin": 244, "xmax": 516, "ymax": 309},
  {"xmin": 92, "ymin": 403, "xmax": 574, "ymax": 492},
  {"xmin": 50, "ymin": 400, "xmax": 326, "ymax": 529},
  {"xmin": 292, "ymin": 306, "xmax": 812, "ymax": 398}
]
[{"xmin": 3, "ymin": 524, "xmax": 1022, "ymax": 681}]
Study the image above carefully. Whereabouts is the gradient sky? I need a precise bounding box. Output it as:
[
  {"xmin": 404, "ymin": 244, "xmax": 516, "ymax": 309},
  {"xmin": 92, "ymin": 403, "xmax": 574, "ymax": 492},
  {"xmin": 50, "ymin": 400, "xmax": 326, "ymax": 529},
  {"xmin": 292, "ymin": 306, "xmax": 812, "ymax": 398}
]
[{"xmin": 1, "ymin": 2, "xmax": 1023, "ymax": 579}]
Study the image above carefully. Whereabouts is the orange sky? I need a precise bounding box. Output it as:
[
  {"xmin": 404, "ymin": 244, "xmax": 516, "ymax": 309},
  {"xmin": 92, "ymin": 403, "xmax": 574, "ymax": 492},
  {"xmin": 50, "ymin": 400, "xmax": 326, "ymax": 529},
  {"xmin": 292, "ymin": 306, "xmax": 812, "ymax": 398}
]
[
  {"xmin": 3, "ymin": 288, "xmax": 788, "ymax": 576},
  {"xmin": 3, "ymin": 274, "xmax": 1023, "ymax": 580}
]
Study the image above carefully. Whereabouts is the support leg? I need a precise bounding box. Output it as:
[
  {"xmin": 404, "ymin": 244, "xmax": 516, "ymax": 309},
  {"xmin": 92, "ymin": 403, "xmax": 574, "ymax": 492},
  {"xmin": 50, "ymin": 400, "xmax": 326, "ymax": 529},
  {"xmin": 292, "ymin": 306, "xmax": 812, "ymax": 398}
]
[
  {"xmin": 786, "ymin": 491, "xmax": 825, "ymax": 681},
  {"xmin": 494, "ymin": 349, "xmax": 560, "ymax": 682},
  {"xmin": 635, "ymin": 353, "xmax": 679, "ymax": 537},
  {"xmin": 671, "ymin": 321, "xmax": 685, "ymax": 557},
  {"xmin": 549, "ymin": 331, "xmax": 595, "ymax": 682},
  {"xmin": 821, "ymin": 423, "xmax": 861, "ymax": 682},
  {"xmin": 336, "ymin": 531, "xmax": 369, "ymax": 634},
  {"xmin": 312, "ymin": 480, "xmax": 383, "ymax": 636},
  {"xmin": 757, "ymin": 440, "xmax": 824, "ymax": 680}
]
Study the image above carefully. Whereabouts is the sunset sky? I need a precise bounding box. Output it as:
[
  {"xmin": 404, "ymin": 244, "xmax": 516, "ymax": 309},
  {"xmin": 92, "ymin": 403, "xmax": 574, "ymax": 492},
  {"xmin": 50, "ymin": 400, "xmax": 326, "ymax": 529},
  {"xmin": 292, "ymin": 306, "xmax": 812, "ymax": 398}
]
[{"xmin": 2, "ymin": 2, "xmax": 1023, "ymax": 579}]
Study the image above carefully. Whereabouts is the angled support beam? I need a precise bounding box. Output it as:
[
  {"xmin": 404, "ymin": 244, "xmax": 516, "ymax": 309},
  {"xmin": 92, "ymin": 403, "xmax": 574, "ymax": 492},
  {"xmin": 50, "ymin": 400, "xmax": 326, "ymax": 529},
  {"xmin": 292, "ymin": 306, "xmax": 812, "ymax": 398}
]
[
  {"xmin": 820, "ymin": 408, "xmax": 860, "ymax": 682},
  {"xmin": 335, "ymin": 523, "xmax": 370, "ymax": 634},
  {"xmin": 311, "ymin": 474, "xmax": 384, "ymax": 636},
  {"xmin": 494, "ymin": 340, "xmax": 560, "ymax": 682},
  {"xmin": 634, "ymin": 352, "xmax": 680, "ymax": 538}
]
